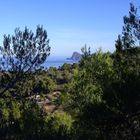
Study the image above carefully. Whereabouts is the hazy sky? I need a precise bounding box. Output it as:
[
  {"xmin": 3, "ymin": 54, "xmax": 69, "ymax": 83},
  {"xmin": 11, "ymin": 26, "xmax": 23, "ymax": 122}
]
[{"xmin": 0, "ymin": 0, "xmax": 139, "ymax": 57}]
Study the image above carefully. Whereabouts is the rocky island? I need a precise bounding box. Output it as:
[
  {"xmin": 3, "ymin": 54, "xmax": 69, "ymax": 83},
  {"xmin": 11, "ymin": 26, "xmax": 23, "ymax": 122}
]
[{"xmin": 67, "ymin": 51, "xmax": 82, "ymax": 61}]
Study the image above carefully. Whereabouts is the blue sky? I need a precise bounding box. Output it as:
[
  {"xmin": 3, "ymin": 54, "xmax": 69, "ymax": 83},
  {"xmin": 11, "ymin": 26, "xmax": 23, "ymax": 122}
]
[{"xmin": 0, "ymin": 0, "xmax": 139, "ymax": 57}]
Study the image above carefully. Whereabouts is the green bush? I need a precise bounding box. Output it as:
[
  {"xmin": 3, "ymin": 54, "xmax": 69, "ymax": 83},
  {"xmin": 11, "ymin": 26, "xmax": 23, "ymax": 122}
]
[
  {"xmin": 43, "ymin": 112, "xmax": 74, "ymax": 139},
  {"xmin": 33, "ymin": 76, "xmax": 56, "ymax": 94}
]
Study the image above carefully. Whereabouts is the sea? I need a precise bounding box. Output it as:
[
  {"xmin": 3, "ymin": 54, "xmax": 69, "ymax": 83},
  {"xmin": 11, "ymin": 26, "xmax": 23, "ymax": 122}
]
[{"xmin": 43, "ymin": 56, "xmax": 78, "ymax": 69}]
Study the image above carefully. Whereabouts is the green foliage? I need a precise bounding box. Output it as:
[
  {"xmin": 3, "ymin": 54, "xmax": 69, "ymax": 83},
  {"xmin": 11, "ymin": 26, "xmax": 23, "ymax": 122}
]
[
  {"xmin": 33, "ymin": 76, "xmax": 56, "ymax": 94},
  {"xmin": 47, "ymin": 64, "xmax": 74, "ymax": 86},
  {"xmin": 20, "ymin": 101, "xmax": 44, "ymax": 139},
  {"xmin": 115, "ymin": 3, "xmax": 140, "ymax": 51},
  {"xmin": 62, "ymin": 46, "xmax": 140, "ymax": 139},
  {"xmin": 1, "ymin": 2, "xmax": 140, "ymax": 140},
  {"xmin": 61, "ymin": 63, "xmax": 72, "ymax": 71},
  {"xmin": 0, "ymin": 25, "xmax": 50, "ymax": 98},
  {"xmin": 44, "ymin": 112, "xmax": 74, "ymax": 139},
  {"xmin": 0, "ymin": 25, "xmax": 50, "ymax": 72}
]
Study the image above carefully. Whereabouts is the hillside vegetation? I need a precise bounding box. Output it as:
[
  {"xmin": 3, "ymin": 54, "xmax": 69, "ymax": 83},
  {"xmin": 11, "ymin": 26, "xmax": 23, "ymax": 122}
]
[{"xmin": 0, "ymin": 3, "xmax": 140, "ymax": 140}]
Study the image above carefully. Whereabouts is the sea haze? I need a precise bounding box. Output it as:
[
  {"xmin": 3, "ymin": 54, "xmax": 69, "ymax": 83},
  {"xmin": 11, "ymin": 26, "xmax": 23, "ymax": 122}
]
[{"xmin": 43, "ymin": 56, "xmax": 77, "ymax": 68}]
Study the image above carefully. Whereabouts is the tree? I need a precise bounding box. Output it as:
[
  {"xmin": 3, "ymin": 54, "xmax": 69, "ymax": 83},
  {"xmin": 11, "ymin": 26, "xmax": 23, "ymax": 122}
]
[
  {"xmin": 115, "ymin": 3, "xmax": 140, "ymax": 51},
  {"xmin": 0, "ymin": 26, "xmax": 51, "ymax": 139},
  {"xmin": 79, "ymin": 44, "xmax": 91, "ymax": 68},
  {"xmin": 115, "ymin": 35, "xmax": 123, "ymax": 52},
  {"xmin": 0, "ymin": 25, "xmax": 50, "ymax": 98},
  {"xmin": 63, "ymin": 7, "xmax": 140, "ymax": 136}
]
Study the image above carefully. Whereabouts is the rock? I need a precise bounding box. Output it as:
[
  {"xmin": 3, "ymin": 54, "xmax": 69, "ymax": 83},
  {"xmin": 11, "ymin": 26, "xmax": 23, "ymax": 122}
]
[
  {"xmin": 43, "ymin": 104, "xmax": 56, "ymax": 113},
  {"xmin": 67, "ymin": 52, "xmax": 82, "ymax": 61}
]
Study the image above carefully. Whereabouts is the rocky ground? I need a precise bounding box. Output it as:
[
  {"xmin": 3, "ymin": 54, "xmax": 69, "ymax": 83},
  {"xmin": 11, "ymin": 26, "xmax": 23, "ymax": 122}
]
[{"xmin": 36, "ymin": 91, "xmax": 62, "ymax": 113}]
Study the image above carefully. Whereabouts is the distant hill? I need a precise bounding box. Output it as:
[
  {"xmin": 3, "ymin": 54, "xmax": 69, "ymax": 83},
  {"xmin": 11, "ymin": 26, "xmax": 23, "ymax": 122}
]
[{"xmin": 67, "ymin": 52, "xmax": 82, "ymax": 61}]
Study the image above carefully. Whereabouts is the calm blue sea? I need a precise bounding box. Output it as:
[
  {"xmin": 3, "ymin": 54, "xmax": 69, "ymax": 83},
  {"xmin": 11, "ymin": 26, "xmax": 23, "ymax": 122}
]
[{"xmin": 43, "ymin": 56, "xmax": 77, "ymax": 68}]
